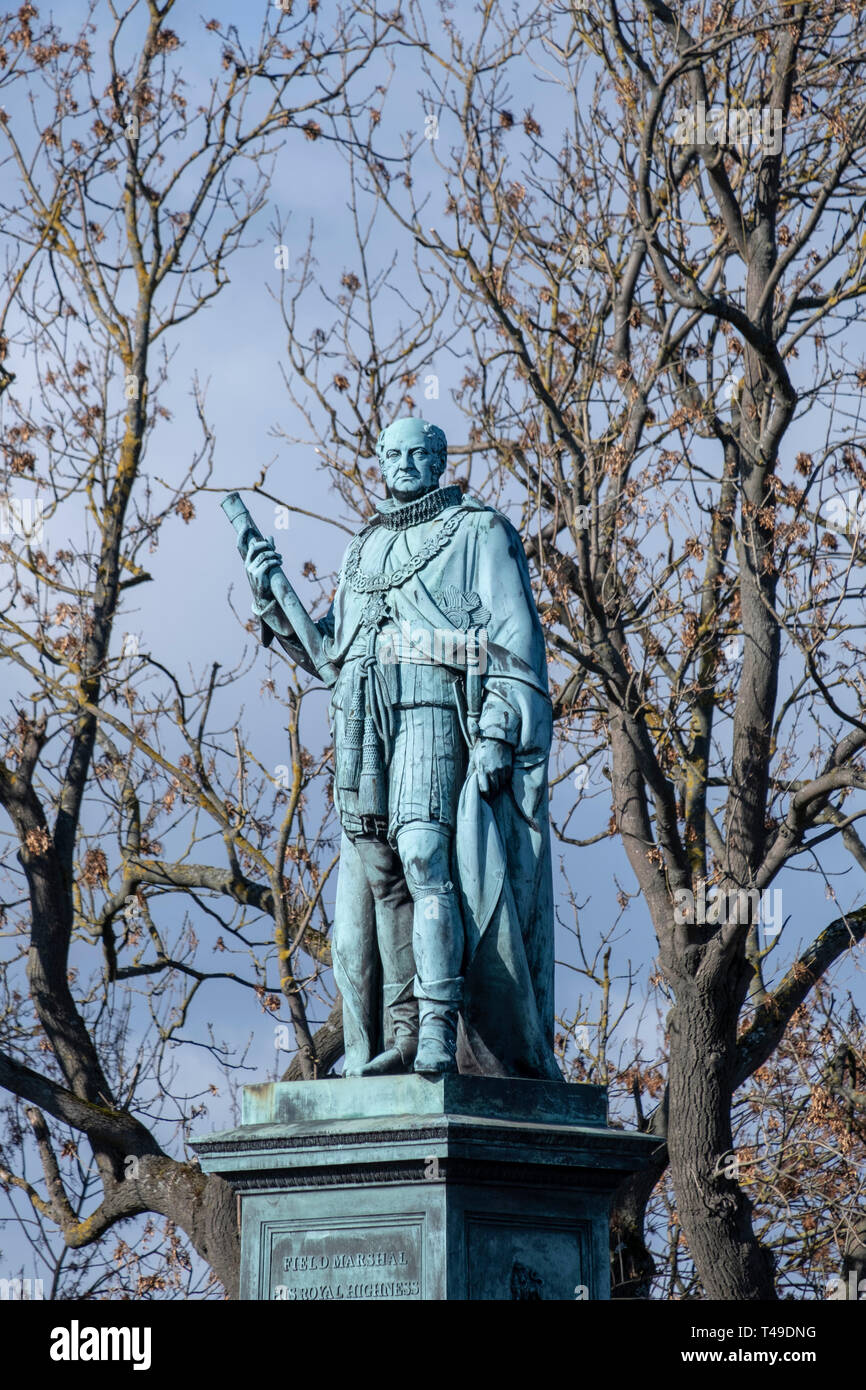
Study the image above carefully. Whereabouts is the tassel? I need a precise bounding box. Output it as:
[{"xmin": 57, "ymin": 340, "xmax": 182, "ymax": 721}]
[
  {"xmin": 338, "ymin": 668, "xmax": 364, "ymax": 791},
  {"xmin": 358, "ymin": 718, "xmax": 387, "ymax": 816}
]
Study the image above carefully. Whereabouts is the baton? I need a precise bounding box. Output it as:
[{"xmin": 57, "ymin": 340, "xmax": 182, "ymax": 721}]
[{"xmin": 221, "ymin": 491, "xmax": 339, "ymax": 687}]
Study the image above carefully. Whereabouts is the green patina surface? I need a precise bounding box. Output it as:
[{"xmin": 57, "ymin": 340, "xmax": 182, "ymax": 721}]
[{"xmin": 192, "ymin": 1076, "xmax": 655, "ymax": 1302}]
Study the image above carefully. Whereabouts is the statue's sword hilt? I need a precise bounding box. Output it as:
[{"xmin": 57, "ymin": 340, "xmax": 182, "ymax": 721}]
[{"xmin": 221, "ymin": 491, "xmax": 339, "ymax": 687}]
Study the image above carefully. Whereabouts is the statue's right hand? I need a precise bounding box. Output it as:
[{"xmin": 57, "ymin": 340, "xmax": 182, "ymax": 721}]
[{"xmin": 244, "ymin": 535, "xmax": 282, "ymax": 606}]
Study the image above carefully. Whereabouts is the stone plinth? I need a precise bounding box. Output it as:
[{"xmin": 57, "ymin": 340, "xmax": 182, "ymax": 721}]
[{"xmin": 191, "ymin": 1075, "xmax": 656, "ymax": 1302}]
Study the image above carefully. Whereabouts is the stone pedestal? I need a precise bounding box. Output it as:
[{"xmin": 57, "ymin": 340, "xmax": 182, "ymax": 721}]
[{"xmin": 192, "ymin": 1075, "xmax": 656, "ymax": 1302}]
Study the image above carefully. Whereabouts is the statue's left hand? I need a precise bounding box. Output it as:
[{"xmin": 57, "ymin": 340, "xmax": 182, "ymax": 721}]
[{"xmin": 473, "ymin": 736, "xmax": 514, "ymax": 800}]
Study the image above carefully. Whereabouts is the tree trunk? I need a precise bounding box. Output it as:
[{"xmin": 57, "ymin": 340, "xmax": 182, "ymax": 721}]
[
  {"xmin": 610, "ymin": 1161, "xmax": 662, "ymax": 1298},
  {"xmin": 610, "ymin": 1095, "xmax": 668, "ymax": 1298},
  {"xmin": 130, "ymin": 1159, "xmax": 240, "ymax": 1299},
  {"xmin": 667, "ymin": 981, "xmax": 777, "ymax": 1300}
]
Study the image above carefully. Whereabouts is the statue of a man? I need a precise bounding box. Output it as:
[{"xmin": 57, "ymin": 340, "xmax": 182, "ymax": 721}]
[{"xmin": 245, "ymin": 418, "xmax": 560, "ymax": 1081}]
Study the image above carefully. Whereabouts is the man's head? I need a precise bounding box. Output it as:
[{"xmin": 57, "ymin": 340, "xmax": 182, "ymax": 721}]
[{"xmin": 376, "ymin": 418, "xmax": 447, "ymax": 503}]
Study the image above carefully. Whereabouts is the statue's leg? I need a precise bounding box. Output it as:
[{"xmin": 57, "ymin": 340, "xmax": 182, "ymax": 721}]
[
  {"xmin": 332, "ymin": 831, "xmax": 380, "ymax": 1076},
  {"xmin": 396, "ymin": 820, "xmax": 465, "ymax": 1075},
  {"xmin": 350, "ymin": 835, "xmax": 418, "ymax": 1076}
]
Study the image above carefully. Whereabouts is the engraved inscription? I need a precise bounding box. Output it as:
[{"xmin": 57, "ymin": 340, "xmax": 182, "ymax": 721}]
[{"xmin": 271, "ymin": 1222, "xmax": 422, "ymax": 1301}]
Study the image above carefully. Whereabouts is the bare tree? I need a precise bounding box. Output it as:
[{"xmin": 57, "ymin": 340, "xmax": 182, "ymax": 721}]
[
  {"xmin": 287, "ymin": 0, "xmax": 866, "ymax": 1298},
  {"xmin": 5, "ymin": 0, "xmax": 865, "ymax": 1305},
  {"xmin": 641, "ymin": 983, "xmax": 866, "ymax": 1300},
  {"xmin": 0, "ymin": 0, "xmax": 389, "ymax": 1296}
]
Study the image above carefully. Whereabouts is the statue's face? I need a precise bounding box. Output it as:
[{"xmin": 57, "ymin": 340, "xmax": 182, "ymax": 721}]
[{"xmin": 379, "ymin": 419, "xmax": 440, "ymax": 502}]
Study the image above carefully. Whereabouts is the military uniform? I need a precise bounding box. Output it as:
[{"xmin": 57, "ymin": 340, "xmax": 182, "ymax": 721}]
[{"xmin": 254, "ymin": 482, "xmax": 559, "ymax": 1080}]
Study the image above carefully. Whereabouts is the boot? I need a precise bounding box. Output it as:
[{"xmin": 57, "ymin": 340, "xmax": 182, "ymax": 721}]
[
  {"xmin": 359, "ymin": 980, "xmax": 418, "ymax": 1075},
  {"xmin": 414, "ymin": 976, "xmax": 462, "ymax": 1074}
]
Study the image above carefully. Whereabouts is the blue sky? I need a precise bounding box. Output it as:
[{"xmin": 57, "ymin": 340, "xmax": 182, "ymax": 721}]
[
  {"xmin": 0, "ymin": 0, "xmax": 861, "ymax": 1096},
  {"xmin": 1, "ymin": 0, "xmax": 865, "ymax": 1291}
]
